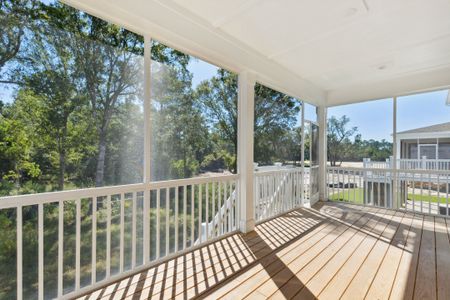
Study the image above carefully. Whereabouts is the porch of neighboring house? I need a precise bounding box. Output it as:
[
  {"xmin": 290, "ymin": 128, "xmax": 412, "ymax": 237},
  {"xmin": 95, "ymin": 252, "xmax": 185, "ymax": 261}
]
[{"xmin": 78, "ymin": 202, "xmax": 450, "ymax": 300}]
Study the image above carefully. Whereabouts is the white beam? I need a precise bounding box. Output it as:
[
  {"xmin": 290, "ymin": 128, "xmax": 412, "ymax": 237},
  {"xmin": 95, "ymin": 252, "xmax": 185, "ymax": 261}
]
[
  {"xmin": 318, "ymin": 106, "xmax": 327, "ymax": 201},
  {"xmin": 327, "ymin": 66, "xmax": 450, "ymax": 106},
  {"xmin": 237, "ymin": 71, "xmax": 256, "ymax": 233}
]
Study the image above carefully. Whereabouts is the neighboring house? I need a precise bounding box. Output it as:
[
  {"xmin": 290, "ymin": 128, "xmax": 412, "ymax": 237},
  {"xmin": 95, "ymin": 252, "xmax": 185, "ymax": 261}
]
[
  {"xmin": 397, "ymin": 121, "xmax": 450, "ymax": 161},
  {"xmin": 361, "ymin": 122, "xmax": 450, "ymax": 214}
]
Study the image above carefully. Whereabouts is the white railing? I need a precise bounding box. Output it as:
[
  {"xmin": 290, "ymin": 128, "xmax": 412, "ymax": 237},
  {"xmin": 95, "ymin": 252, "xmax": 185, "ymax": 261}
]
[
  {"xmin": 363, "ymin": 157, "xmax": 450, "ymax": 170},
  {"xmin": 0, "ymin": 174, "xmax": 238, "ymax": 299},
  {"xmin": 254, "ymin": 167, "xmax": 304, "ymax": 222},
  {"xmin": 199, "ymin": 183, "xmax": 236, "ymax": 244},
  {"xmin": 327, "ymin": 166, "xmax": 450, "ymax": 216}
]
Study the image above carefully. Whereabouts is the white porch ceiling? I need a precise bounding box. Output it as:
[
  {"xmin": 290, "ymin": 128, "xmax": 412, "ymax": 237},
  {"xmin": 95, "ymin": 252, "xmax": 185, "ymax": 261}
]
[{"xmin": 63, "ymin": 0, "xmax": 450, "ymax": 106}]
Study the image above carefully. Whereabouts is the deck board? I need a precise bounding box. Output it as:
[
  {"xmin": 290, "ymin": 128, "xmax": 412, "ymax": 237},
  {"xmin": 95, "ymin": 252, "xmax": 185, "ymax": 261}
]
[
  {"xmin": 78, "ymin": 202, "xmax": 450, "ymax": 300},
  {"xmin": 413, "ymin": 215, "xmax": 436, "ymax": 300}
]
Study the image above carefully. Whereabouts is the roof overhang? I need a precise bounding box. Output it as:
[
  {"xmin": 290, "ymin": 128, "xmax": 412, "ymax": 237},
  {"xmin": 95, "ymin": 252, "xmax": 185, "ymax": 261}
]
[{"xmin": 397, "ymin": 132, "xmax": 450, "ymax": 141}]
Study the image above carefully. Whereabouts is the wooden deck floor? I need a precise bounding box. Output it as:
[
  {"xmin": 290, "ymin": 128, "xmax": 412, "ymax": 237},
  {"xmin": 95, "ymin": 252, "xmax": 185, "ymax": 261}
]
[{"xmin": 78, "ymin": 202, "xmax": 450, "ymax": 300}]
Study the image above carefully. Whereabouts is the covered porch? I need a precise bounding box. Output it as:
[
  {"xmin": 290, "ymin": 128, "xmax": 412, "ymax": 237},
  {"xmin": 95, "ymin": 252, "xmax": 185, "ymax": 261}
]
[
  {"xmin": 79, "ymin": 202, "xmax": 450, "ymax": 300},
  {"xmin": 1, "ymin": 0, "xmax": 450, "ymax": 299}
]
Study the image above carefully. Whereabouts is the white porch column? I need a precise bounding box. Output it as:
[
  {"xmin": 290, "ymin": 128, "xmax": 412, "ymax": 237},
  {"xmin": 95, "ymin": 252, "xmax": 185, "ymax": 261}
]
[
  {"xmin": 237, "ymin": 71, "xmax": 256, "ymax": 233},
  {"xmin": 318, "ymin": 106, "xmax": 328, "ymax": 201},
  {"xmin": 143, "ymin": 35, "xmax": 152, "ymax": 263}
]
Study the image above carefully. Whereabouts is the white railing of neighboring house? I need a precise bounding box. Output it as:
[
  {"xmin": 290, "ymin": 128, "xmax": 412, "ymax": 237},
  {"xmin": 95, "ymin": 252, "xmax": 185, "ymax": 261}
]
[
  {"xmin": 327, "ymin": 166, "xmax": 450, "ymax": 217},
  {"xmin": 363, "ymin": 157, "xmax": 450, "ymax": 170},
  {"xmin": 254, "ymin": 167, "xmax": 304, "ymax": 222},
  {"xmin": 0, "ymin": 174, "xmax": 238, "ymax": 300}
]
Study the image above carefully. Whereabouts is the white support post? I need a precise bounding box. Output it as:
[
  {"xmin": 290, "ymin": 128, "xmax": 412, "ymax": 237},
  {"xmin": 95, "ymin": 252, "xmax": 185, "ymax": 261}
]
[
  {"xmin": 318, "ymin": 106, "xmax": 327, "ymax": 201},
  {"xmin": 143, "ymin": 35, "xmax": 152, "ymax": 263},
  {"xmin": 300, "ymin": 101, "xmax": 305, "ymax": 206},
  {"xmin": 237, "ymin": 71, "xmax": 255, "ymax": 233},
  {"xmin": 392, "ymin": 97, "xmax": 398, "ymax": 209}
]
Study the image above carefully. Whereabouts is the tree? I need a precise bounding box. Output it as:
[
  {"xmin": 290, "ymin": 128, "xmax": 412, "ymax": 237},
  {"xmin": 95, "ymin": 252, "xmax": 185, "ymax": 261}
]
[
  {"xmin": 327, "ymin": 115, "xmax": 358, "ymax": 166},
  {"xmin": 195, "ymin": 69, "xmax": 238, "ymax": 171},
  {"xmin": 151, "ymin": 55, "xmax": 210, "ymax": 180},
  {"xmin": 0, "ymin": 0, "xmax": 41, "ymax": 81},
  {"xmin": 197, "ymin": 73, "xmax": 302, "ymax": 168}
]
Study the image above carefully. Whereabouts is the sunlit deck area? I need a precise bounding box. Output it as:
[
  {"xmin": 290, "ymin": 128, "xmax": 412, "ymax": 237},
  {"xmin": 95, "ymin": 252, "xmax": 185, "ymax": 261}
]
[
  {"xmin": 78, "ymin": 202, "xmax": 450, "ymax": 300},
  {"xmin": 2, "ymin": 1, "xmax": 450, "ymax": 299}
]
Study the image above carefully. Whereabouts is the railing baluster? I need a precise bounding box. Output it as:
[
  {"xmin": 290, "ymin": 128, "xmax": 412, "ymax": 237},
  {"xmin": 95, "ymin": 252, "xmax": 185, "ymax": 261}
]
[
  {"xmin": 332, "ymin": 169, "xmax": 335, "ymax": 201},
  {"xmin": 156, "ymin": 188, "xmax": 160, "ymax": 259},
  {"xmin": 218, "ymin": 182, "xmax": 222, "ymax": 236},
  {"xmin": 205, "ymin": 183, "xmax": 209, "ymax": 240},
  {"xmin": 223, "ymin": 181, "xmax": 227, "ymax": 233},
  {"xmin": 229, "ymin": 181, "xmax": 232, "ymax": 231},
  {"xmin": 370, "ymin": 171, "xmax": 374, "ymax": 205},
  {"xmin": 183, "ymin": 185, "xmax": 187, "ymax": 249},
  {"xmin": 92, "ymin": 198, "xmax": 97, "ymax": 284},
  {"xmin": 58, "ymin": 200, "xmax": 63, "ymax": 297},
  {"xmin": 120, "ymin": 193, "xmax": 125, "ymax": 273},
  {"xmin": 198, "ymin": 184, "xmax": 202, "ymax": 243},
  {"xmin": 131, "ymin": 192, "xmax": 136, "ymax": 269},
  {"xmin": 377, "ymin": 175, "xmax": 381, "ymax": 207},
  {"xmin": 383, "ymin": 171, "xmax": 387, "ymax": 208},
  {"xmin": 165, "ymin": 188, "xmax": 170, "ymax": 256},
  {"xmin": 420, "ymin": 172, "xmax": 423, "ymax": 213},
  {"xmin": 447, "ymin": 175, "xmax": 449, "ymax": 216},
  {"xmin": 437, "ymin": 175, "xmax": 441, "ymax": 215},
  {"xmin": 38, "ymin": 203, "xmax": 44, "ymax": 300},
  {"xmin": 175, "ymin": 186, "xmax": 179, "ymax": 251},
  {"xmin": 212, "ymin": 182, "xmax": 216, "ymax": 237},
  {"xmin": 17, "ymin": 206, "xmax": 23, "ymax": 300},
  {"xmin": 106, "ymin": 195, "xmax": 111, "ymax": 278},
  {"xmin": 364, "ymin": 169, "xmax": 368, "ymax": 205},
  {"xmin": 428, "ymin": 172, "xmax": 432, "ymax": 214},
  {"xmin": 191, "ymin": 185, "xmax": 195, "ymax": 247},
  {"xmin": 231, "ymin": 181, "xmax": 235, "ymax": 230},
  {"xmin": 254, "ymin": 176, "xmax": 259, "ymax": 221},
  {"xmin": 143, "ymin": 189, "xmax": 150, "ymax": 264},
  {"xmin": 75, "ymin": 198, "xmax": 81, "ymax": 290},
  {"xmin": 411, "ymin": 176, "xmax": 415, "ymax": 213}
]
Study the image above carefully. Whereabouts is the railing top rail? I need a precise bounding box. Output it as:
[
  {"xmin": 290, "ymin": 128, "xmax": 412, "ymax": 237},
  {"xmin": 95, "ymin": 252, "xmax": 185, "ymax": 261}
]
[
  {"xmin": 0, "ymin": 174, "xmax": 239, "ymax": 209},
  {"xmin": 399, "ymin": 158, "xmax": 450, "ymax": 161},
  {"xmin": 326, "ymin": 166, "xmax": 450, "ymax": 175},
  {"xmin": 254, "ymin": 167, "xmax": 302, "ymax": 176}
]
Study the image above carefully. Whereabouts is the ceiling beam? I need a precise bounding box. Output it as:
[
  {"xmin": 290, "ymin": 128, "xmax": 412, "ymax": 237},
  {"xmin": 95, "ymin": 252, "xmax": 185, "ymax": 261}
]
[{"xmin": 327, "ymin": 66, "xmax": 450, "ymax": 106}]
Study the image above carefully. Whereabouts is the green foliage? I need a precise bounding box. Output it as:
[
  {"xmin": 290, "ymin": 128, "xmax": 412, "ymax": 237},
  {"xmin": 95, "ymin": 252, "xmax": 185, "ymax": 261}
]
[{"xmin": 327, "ymin": 115, "xmax": 393, "ymax": 165}]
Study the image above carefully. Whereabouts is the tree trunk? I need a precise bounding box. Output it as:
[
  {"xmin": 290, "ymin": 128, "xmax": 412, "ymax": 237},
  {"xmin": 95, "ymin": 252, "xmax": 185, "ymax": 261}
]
[
  {"xmin": 95, "ymin": 131, "xmax": 107, "ymax": 187},
  {"xmin": 58, "ymin": 150, "xmax": 66, "ymax": 191},
  {"xmin": 58, "ymin": 127, "xmax": 67, "ymax": 191}
]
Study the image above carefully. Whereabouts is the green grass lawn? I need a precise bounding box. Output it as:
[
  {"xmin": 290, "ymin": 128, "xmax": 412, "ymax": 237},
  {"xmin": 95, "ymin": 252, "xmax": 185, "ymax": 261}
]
[
  {"xmin": 329, "ymin": 188, "xmax": 365, "ymax": 204},
  {"xmin": 329, "ymin": 188, "xmax": 450, "ymax": 204},
  {"xmin": 407, "ymin": 193, "xmax": 450, "ymax": 204}
]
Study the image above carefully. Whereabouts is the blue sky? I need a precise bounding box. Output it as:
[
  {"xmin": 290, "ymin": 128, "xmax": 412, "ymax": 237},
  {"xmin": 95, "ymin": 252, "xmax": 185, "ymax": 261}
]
[
  {"xmin": 188, "ymin": 58, "xmax": 219, "ymax": 87},
  {"xmin": 328, "ymin": 89, "xmax": 450, "ymax": 141},
  {"xmin": 189, "ymin": 58, "xmax": 318, "ymax": 123}
]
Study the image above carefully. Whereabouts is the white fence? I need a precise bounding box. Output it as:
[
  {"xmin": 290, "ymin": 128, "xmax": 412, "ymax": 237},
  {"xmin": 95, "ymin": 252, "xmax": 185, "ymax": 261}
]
[
  {"xmin": 0, "ymin": 174, "xmax": 238, "ymax": 299},
  {"xmin": 254, "ymin": 167, "xmax": 305, "ymax": 222},
  {"xmin": 363, "ymin": 157, "xmax": 450, "ymax": 170},
  {"xmin": 327, "ymin": 166, "xmax": 450, "ymax": 216}
]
